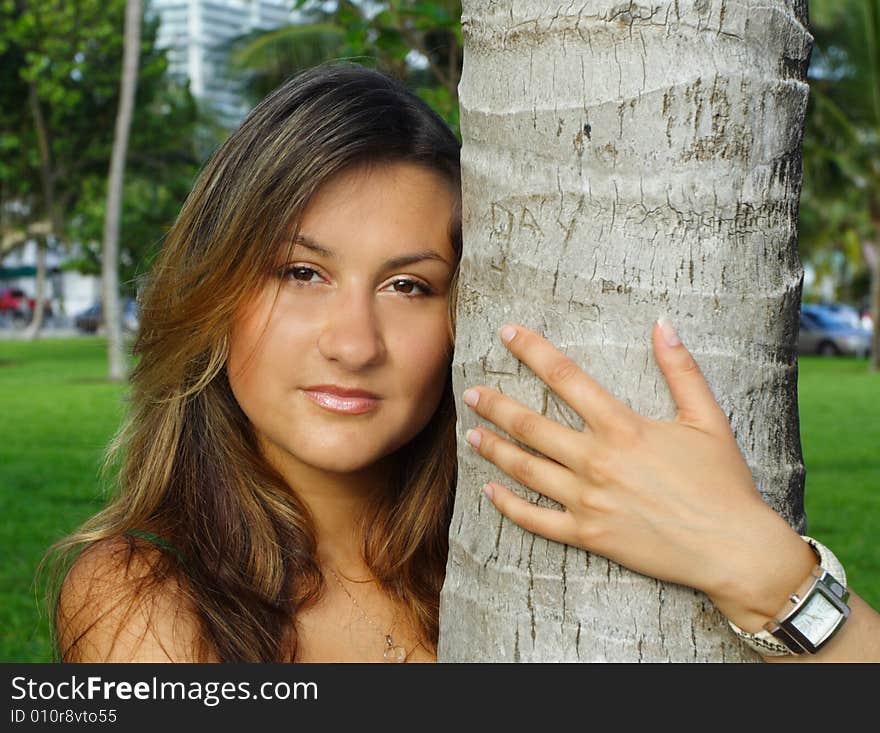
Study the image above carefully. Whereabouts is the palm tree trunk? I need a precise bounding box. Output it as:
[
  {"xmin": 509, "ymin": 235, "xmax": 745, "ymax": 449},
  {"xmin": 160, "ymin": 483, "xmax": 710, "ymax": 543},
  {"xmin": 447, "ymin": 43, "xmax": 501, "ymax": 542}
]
[
  {"xmin": 102, "ymin": 0, "xmax": 142, "ymax": 381},
  {"xmin": 869, "ymin": 241, "xmax": 880, "ymax": 371},
  {"xmin": 439, "ymin": 0, "xmax": 813, "ymax": 661},
  {"xmin": 25, "ymin": 83, "xmax": 61, "ymax": 341}
]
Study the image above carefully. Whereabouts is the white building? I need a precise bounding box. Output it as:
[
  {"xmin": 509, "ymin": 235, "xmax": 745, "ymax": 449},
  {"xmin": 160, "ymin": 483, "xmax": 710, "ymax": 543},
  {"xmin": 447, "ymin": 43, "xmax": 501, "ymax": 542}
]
[
  {"xmin": 151, "ymin": 0, "xmax": 294, "ymax": 125},
  {"xmin": 0, "ymin": 240, "xmax": 99, "ymax": 320}
]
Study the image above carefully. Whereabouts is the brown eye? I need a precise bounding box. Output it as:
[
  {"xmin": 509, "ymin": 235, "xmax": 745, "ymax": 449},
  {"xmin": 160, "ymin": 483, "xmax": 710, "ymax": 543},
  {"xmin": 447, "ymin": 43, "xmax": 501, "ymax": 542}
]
[
  {"xmin": 388, "ymin": 279, "xmax": 432, "ymax": 296},
  {"xmin": 285, "ymin": 266, "xmax": 320, "ymax": 283}
]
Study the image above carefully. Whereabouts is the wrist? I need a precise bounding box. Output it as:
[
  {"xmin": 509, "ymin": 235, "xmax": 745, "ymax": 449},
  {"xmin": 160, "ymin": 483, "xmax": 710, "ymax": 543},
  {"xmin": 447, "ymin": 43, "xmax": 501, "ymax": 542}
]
[
  {"xmin": 724, "ymin": 536, "xmax": 852, "ymax": 656},
  {"xmin": 707, "ymin": 511, "xmax": 817, "ymax": 632}
]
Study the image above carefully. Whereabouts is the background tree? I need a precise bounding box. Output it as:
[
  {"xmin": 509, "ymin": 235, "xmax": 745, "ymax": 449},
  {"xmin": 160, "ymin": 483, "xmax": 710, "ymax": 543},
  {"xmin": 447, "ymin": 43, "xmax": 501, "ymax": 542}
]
[
  {"xmin": 230, "ymin": 1, "xmax": 463, "ymax": 132},
  {"xmin": 0, "ymin": 0, "xmax": 201, "ymax": 336},
  {"xmin": 102, "ymin": 0, "xmax": 142, "ymax": 382},
  {"xmin": 228, "ymin": 3, "xmax": 346, "ymax": 104},
  {"xmin": 799, "ymin": 0, "xmax": 880, "ymax": 370},
  {"xmin": 439, "ymin": 0, "xmax": 812, "ymax": 661}
]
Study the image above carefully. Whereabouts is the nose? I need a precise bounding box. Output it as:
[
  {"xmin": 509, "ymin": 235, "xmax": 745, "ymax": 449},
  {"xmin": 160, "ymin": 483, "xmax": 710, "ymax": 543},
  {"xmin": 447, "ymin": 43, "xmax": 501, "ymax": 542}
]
[{"xmin": 316, "ymin": 287, "xmax": 387, "ymax": 369}]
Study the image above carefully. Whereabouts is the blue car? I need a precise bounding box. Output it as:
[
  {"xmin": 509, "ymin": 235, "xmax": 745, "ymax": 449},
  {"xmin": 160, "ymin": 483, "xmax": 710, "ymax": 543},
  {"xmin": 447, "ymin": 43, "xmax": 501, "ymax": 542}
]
[
  {"xmin": 73, "ymin": 299, "xmax": 139, "ymax": 335},
  {"xmin": 799, "ymin": 304, "xmax": 872, "ymax": 357}
]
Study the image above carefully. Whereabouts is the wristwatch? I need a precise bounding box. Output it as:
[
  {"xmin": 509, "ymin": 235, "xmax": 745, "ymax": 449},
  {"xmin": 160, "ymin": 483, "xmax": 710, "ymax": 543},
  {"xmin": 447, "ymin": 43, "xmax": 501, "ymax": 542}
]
[{"xmin": 727, "ymin": 536, "xmax": 850, "ymax": 656}]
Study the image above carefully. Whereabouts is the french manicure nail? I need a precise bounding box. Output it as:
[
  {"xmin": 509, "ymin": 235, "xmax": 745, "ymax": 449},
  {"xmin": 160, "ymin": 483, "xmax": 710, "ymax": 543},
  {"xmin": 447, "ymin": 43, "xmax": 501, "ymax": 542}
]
[
  {"xmin": 657, "ymin": 317, "xmax": 681, "ymax": 347},
  {"xmin": 483, "ymin": 483, "xmax": 495, "ymax": 501},
  {"xmin": 462, "ymin": 389, "xmax": 479, "ymax": 407},
  {"xmin": 466, "ymin": 429, "xmax": 481, "ymax": 448}
]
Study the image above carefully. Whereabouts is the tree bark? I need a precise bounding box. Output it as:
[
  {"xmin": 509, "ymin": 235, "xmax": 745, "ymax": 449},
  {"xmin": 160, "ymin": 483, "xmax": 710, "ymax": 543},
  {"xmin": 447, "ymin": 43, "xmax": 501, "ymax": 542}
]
[
  {"xmin": 439, "ymin": 0, "xmax": 813, "ymax": 661},
  {"xmin": 868, "ymin": 241, "xmax": 880, "ymax": 371},
  {"xmin": 25, "ymin": 82, "xmax": 61, "ymax": 340},
  {"xmin": 1, "ymin": 221, "xmax": 52, "ymax": 257},
  {"xmin": 102, "ymin": 0, "xmax": 142, "ymax": 381}
]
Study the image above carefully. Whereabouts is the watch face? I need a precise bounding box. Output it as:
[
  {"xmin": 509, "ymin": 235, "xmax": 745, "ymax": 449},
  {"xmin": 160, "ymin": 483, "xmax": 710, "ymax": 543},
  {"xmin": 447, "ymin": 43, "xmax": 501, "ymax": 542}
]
[{"xmin": 789, "ymin": 592, "xmax": 841, "ymax": 642}]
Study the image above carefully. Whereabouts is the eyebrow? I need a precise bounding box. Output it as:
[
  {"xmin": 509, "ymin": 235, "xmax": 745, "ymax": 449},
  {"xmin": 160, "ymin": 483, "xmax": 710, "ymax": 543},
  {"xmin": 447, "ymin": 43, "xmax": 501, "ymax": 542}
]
[{"xmin": 290, "ymin": 233, "xmax": 453, "ymax": 269}]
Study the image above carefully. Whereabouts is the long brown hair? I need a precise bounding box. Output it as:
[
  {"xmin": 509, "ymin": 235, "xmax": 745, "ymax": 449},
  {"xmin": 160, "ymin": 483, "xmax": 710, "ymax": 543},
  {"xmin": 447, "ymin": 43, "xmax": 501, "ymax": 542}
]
[{"xmin": 44, "ymin": 64, "xmax": 462, "ymax": 661}]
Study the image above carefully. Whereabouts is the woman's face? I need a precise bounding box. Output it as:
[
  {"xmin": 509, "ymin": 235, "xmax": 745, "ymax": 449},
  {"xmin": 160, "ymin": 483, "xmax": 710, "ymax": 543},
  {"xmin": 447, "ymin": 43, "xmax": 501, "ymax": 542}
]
[{"xmin": 227, "ymin": 162, "xmax": 458, "ymax": 476}]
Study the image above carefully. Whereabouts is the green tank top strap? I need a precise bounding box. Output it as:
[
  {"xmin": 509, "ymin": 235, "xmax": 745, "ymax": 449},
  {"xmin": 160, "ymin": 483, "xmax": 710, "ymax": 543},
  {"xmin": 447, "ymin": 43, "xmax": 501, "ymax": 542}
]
[{"xmin": 124, "ymin": 529, "xmax": 188, "ymax": 566}]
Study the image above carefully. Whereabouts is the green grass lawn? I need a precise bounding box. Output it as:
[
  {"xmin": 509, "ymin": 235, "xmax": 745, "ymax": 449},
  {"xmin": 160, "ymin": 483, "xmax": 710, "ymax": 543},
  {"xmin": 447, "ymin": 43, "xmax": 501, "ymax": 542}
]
[
  {"xmin": 797, "ymin": 356, "xmax": 879, "ymax": 606},
  {"xmin": 1, "ymin": 338, "xmax": 877, "ymax": 661}
]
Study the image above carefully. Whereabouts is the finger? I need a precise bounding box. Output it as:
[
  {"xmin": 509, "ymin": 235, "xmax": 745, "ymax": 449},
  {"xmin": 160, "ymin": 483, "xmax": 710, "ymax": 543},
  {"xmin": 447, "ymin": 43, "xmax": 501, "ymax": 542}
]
[
  {"xmin": 653, "ymin": 318, "xmax": 730, "ymax": 432},
  {"xmin": 461, "ymin": 386, "xmax": 587, "ymax": 470},
  {"xmin": 466, "ymin": 426, "xmax": 577, "ymax": 508},
  {"xmin": 498, "ymin": 324, "xmax": 634, "ymax": 432},
  {"xmin": 483, "ymin": 481, "xmax": 577, "ymax": 546}
]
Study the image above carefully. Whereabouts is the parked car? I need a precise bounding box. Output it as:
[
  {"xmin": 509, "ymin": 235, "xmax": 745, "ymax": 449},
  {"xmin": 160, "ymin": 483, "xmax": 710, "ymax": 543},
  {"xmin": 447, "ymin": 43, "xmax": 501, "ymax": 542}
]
[
  {"xmin": 815, "ymin": 302, "xmax": 869, "ymax": 331},
  {"xmin": 0, "ymin": 287, "xmax": 53, "ymax": 325},
  {"xmin": 799, "ymin": 304, "xmax": 872, "ymax": 357},
  {"xmin": 73, "ymin": 303, "xmax": 102, "ymax": 333},
  {"xmin": 74, "ymin": 299, "xmax": 139, "ymax": 334},
  {"xmin": 0, "ymin": 288, "xmax": 29, "ymax": 320}
]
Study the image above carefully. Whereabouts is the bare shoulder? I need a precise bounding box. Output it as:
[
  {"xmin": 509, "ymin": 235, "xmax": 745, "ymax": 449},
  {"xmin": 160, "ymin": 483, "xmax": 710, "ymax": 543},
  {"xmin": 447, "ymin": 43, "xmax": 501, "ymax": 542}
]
[{"xmin": 56, "ymin": 535, "xmax": 211, "ymax": 662}]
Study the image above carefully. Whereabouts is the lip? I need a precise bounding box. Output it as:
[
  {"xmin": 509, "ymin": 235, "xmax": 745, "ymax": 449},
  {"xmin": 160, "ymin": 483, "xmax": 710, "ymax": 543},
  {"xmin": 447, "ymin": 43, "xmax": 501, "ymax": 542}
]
[{"xmin": 302, "ymin": 385, "xmax": 381, "ymax": 415}]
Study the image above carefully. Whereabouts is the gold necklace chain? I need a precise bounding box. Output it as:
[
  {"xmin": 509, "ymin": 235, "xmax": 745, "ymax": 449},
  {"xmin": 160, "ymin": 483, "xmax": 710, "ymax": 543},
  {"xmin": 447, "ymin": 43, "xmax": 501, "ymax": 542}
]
[{"xmin": 326, "ymin": 566, "xmax": 408, "ymax": 663}]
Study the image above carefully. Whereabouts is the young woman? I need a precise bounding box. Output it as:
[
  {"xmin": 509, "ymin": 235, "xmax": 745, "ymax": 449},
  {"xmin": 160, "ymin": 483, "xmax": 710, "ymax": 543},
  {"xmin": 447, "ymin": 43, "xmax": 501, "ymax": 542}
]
[{"xmin": 47, "ymin": 64, "xmax": 880, "ymax": 663}]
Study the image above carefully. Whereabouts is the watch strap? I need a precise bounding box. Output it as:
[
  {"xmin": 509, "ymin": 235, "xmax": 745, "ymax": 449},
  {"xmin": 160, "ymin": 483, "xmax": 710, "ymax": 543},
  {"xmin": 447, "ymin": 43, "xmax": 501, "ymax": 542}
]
[{"xmin": 727, "ymin": 535, "xmax": 848, "ymax": 656}]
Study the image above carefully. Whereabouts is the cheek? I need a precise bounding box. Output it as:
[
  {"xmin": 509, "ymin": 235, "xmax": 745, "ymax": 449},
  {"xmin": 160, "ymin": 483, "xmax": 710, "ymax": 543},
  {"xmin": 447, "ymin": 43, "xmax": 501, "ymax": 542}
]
[
  {"xmin": 391, "ymin": 315, "xmax": 452, "ymax": 406},
  {"xmin": 228, "ymin": 285, "xmax": 321, "ymax": 371},
  {"xmin": 226, "ymin": 292, "xmax": 291, "ymax": 408},
  {"xmin": 227, "ymin": 295, "xmax": 265, "ymax": 381},
  {"xmin": 226, "ymin": 333, "xmax": 263, "ymax": 421}
]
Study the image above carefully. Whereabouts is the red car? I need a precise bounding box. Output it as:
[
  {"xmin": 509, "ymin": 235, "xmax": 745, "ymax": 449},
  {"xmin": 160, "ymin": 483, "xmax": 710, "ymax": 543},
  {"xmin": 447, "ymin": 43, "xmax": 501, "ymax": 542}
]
[
  {"xmin": 0, "ymin": 288, "xmax": 30, "ymax": 315},
  {"xmin": 0, "ymin": 287, "xmax": 53, "ymax": 321}
]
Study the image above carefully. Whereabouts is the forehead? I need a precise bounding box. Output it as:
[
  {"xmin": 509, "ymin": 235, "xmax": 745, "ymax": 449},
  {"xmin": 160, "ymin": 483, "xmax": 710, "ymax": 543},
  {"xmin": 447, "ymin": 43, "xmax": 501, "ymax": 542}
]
[{"xmin": 287, "ymin": 162, "xmax": 458, "ymax": 265}]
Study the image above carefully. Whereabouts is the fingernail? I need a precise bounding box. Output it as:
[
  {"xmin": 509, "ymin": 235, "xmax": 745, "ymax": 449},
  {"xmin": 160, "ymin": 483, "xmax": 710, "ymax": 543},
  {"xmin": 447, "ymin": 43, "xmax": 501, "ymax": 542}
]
[
  {"xmin": 466, "ymin": 429, "xmax": 481, "ymax": 448},
  {"xmin": 462, "ymin": 389, "xmax": 479, "ymax": 408},
  {"xmin": 657, "ymin": 317, "xmax": 681, "ymax": 347},
  {"xmin": 499, "ymin": 325, "xmax": 517, "ymax": 343},
  {"xmin": 483, "ymin": 483, "xmax": 495, "ymax": 501}
]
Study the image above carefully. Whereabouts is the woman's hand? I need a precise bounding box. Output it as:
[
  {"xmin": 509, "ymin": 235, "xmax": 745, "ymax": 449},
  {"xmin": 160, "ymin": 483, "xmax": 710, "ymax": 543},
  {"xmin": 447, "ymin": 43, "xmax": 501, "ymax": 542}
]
[{"xmin": 462, "ymin": 319, "xmax": 817, "ymax": 633}]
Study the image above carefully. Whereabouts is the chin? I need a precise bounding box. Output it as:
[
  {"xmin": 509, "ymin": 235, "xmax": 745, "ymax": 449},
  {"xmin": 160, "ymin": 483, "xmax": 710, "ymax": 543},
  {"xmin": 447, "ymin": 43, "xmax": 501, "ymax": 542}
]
[
  {"xmin": 290, "ymin": 438, "xmax": 400, "ymax": 475},
  {"xmin": 313, "ymin": 453, "xmax": 384, "ymax": 475},
  {"xmin": 260, "ymin": 410, "xmax": 435, "ymax": 477}
]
